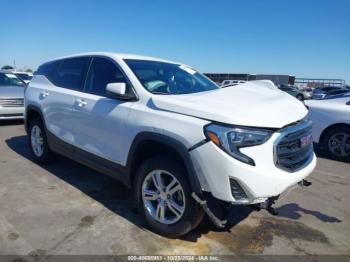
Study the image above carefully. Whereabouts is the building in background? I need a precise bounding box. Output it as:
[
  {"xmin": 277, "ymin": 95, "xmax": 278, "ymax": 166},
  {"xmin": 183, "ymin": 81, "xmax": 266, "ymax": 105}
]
[
  {"xmin": 204, "ymin": 73, "xmax": 251, "ymax": 83},
  {"xmin": 294, "ymin": 78, "xmax": 346, "ymax": 88},
  {"xmin": 205, "ymin": 73, "xmax": 295, "ymax": 86}
]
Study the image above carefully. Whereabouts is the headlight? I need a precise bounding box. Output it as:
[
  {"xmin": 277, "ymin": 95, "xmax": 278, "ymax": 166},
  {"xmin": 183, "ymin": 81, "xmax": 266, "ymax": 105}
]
[{"xmin": 204, "ymin": 124, "xmax": 273, "ymax": 165}]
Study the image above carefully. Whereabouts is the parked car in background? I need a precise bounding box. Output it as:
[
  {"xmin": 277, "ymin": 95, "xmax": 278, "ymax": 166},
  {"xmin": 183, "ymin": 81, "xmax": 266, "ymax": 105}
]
[
  {"xmin": 305, "ymin": 95, "xmax": 350, "ymax": 161},
  {"xmin": 325, "ymin": 89, "xmax": 350, "ymax": 98},
  {"xmin": 300, "ymin": 87, "xmax": 313, "ymax": 99},
  {"xmin": 220, "ymin": 79, "xmax": 246, "ymax": 87},
  {"xmin": 278, "ymin": 85, "xmax": 308, "ymax": 100},
  {"xmin": 13, "ymin": 72, "xmax": 33, "ymax": 84},
  {"xmin": 0, "ymin": 71, "xmax": 25, "ymax": 120},
  {"xmin": 24, "ymin": 52, "xmax": 315, "ymax": 236},
  {"xmin": 312, "ymin": 86, "xmax": 344, "ymax": 99}
]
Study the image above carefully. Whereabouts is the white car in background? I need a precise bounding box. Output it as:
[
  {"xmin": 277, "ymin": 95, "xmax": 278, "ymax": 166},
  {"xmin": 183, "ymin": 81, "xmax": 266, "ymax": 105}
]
[
  {"xmin": 220, "ymin": 79, "xmax": 246, "ymax": 87},
  {"xmin": 305, "ymin": 96, "xmax": 350, "ymax": 161}
]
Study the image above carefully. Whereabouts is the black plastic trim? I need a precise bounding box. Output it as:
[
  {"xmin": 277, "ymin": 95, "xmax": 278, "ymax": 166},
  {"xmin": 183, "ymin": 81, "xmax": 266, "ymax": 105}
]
[
  {"xmin": 188, "ymin": 139, "xmax": 209, "ymax": 152},
  {"xmin": 25, "ymin": 105, "xmax": 45, "ymax": 134},
  {"xmin": 46, "ymin": 130, "xmax": 129, "ymax": 186},
  {"xmin": 125, "ymin": 132, "xmax": 203, "ymax": 194}
]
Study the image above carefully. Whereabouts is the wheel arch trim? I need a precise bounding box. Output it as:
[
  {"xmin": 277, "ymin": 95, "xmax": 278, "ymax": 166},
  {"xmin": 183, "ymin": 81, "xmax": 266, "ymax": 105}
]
[
  {"xmin": 126, "ymin": 132, "xmax": 203, "ymax": 194},
  {"xmin": 24, "ymin": 105, "xmax": 46, "ymax": 134}
]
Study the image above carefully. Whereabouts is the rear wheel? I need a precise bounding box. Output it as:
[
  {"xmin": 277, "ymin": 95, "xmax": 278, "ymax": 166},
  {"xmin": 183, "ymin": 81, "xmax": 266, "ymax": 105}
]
[
  {"xmin": 28, "ymin": 118, "xmax": 53, "ymax": 163},
  {"xmin": 135, "ymin": 156, "xmax": 204, "ymax": 237},
  {"xmin": 323, "ymin": 126, "xmax": 350, "ymax": 162}
]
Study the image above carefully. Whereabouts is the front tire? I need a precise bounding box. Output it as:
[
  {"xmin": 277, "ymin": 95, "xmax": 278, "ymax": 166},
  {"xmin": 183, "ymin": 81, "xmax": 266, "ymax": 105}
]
[
  {"xmin": 28, "ymin": 118, "xmax": 53, "ymax": 163},
  {"xmin": 322, "ymin": 126, "xmax": 350, "ymax": 162},
  {"xmin": 135, "ymin": 156, "xmax": 204, "ymax": 237}
]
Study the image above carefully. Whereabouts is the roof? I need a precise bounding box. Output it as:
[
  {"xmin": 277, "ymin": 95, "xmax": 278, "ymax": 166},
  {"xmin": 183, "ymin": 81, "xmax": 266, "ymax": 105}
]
[{"xmin": 50, "ymin": 52, "xmax": 180, "ymax": 64}]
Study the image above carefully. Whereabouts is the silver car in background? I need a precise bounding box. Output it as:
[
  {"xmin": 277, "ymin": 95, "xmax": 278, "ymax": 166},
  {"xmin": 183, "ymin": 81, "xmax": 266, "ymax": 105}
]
[
  {"xmin": 13, "ymin": 72, "xmax": 33, "ymax": 85},
  {"xmin": 0, "ymin": 72, "xmax": 25, "ymax": 120}
]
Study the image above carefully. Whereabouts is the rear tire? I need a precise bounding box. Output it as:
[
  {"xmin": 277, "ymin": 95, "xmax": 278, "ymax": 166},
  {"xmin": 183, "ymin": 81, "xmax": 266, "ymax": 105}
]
[
  {"xmin": 28, "ymin": 118, "xmax": 53, "ymax": 163},
  {"xmin": 322, "ymin": 126, "xmax": 350, "ymax": 162},
  {"xmin": 135, "ymin": 156, "xmax": 204, "ymax": 237}
]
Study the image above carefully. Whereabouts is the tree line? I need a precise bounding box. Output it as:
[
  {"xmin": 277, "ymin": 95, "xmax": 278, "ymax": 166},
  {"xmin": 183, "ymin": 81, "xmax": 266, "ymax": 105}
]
[{"xmin": 1, "ymin": 65, "xmax": 33, "ymax": 73}]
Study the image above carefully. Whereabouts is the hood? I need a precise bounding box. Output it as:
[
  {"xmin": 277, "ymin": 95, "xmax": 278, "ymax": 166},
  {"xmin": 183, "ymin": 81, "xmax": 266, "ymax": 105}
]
[
  {"xmin": 151, "ymin": 82, "xmax": 308, "ymax": 128},
  {"xmin": 0, "ymin": 85, "xmax": 25, "ymax": 99}
]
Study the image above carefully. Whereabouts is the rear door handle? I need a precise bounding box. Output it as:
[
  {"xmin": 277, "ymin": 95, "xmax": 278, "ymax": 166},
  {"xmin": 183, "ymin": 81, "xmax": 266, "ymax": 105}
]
[
  {"xmin": 76, "ymin": 98, "xmax": 87, "ymax": 107},
  {"xmin": 40, "ymin": 91, "xmax": 49, "ymax": 98}
]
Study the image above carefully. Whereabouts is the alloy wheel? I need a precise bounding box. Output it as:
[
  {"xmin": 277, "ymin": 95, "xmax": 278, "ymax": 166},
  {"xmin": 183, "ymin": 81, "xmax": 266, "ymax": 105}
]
[
  {"xmin": 31, "ymin": 125, "xmax": 44, "ymax": 157},
  {"xmin": 328, "ymin": 132, "xmax": 350, "ymax": 157},
  {"xmin": 142, "ymin": 170, "xmax": 186, "ymax": 225}
]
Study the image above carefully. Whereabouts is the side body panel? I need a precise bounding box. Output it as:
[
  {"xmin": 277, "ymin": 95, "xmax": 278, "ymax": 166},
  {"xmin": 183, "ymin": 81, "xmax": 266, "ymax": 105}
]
[
  {"xmin": 71, "ymin": 92, "xmax": 135, "ymax": 164},
  {"xmin": 26, "ymin": 76, "xmax": 78, "ymax": 145},
  {"xmin": 306, "ymin": 99, "xmax": 350, "ymax": 143}
]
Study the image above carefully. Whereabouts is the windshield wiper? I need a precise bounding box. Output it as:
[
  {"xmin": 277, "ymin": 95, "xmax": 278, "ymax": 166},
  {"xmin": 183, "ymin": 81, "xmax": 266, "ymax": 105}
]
[{"xmin": 151, "ymin": 91, "xmax": 170, "ymax": 95}]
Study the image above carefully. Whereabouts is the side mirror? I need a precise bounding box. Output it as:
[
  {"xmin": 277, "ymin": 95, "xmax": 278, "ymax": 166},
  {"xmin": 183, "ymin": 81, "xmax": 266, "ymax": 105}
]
[
  {"xmin": 106, "ymin": 82, "xmax": 137, "ymax": 101},
  {"xmin": 106, "ymin": 82, "xmax": 126, "ymax": 96}
]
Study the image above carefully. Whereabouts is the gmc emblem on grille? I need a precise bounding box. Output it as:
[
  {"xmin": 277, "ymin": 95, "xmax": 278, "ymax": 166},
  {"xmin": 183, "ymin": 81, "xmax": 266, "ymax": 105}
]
[{"xmin": 300, "ymin": 134, "xmax": 312, "ymax": 148}]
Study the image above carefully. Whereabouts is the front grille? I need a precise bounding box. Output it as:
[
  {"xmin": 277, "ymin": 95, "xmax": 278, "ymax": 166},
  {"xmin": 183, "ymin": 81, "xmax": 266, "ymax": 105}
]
[
  {"xmin": 0, "ymin": 113, "xmax": 23, "ymax": 117},
  {"xmin": 0, "ymin": 98, "xmax": 24, "ymax": 107},
  {"xmin": 274, "ymin": 119, "xmax": 313, "ymax": 172}
]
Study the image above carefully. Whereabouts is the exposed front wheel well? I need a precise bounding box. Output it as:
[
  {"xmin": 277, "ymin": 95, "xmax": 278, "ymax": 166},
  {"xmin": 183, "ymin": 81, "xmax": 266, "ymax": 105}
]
[
  {"xmin": 129, "ymin": 140, "xmax": 186, "ymax": 188},
  {"xmin": 25, "ymin": 109, "xmax": 43, "ymax": 133}
]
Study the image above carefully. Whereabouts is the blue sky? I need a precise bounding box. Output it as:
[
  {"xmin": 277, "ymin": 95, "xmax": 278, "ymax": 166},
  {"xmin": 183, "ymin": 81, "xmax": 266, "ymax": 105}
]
[{"xmin": 1, "ymin": 0, "xmax": 349, "ymax": 83}]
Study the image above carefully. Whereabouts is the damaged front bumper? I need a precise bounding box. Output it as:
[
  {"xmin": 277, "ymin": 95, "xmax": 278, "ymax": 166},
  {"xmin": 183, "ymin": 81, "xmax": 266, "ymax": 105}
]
[{"xmin": 192, "ymin": 179, "xmax": 312, "ymax": 228}]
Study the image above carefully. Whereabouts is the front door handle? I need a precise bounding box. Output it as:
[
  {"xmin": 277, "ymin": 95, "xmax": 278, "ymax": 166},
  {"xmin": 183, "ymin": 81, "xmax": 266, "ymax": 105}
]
[
  {"xmin": 76, "ymin": 98, "xmax": 87, "ymax": 107},
  {"xmin": 40, "ymin": 91, "xmax": 49, "ymax": 98}
]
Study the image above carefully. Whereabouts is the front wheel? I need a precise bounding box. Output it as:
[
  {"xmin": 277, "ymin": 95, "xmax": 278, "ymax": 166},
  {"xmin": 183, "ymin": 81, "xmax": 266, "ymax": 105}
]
[
  {"xmin": 323, "ymin": 126, "xmax": 350, "ymax": 162},
  {"xmin": 135, "ymin": 156, "xmax": 204, "ymax": 237}
]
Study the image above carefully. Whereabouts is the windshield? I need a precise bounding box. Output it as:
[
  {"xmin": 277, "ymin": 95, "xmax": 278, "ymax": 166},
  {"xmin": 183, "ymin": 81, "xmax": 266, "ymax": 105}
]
[
  {"xmin": 124, "ymin": 59, "xmax": 219, "ymax": 94},
  {"xmin": 0, "ymin": 73, "xmax": 25, "ymax": 87}
]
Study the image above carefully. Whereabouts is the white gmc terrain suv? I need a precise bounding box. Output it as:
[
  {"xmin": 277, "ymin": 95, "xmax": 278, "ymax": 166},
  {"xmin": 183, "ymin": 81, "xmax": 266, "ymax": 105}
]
[{"xmin": 25, "ymin": 53, "xmax": 316, "ymax": 237}]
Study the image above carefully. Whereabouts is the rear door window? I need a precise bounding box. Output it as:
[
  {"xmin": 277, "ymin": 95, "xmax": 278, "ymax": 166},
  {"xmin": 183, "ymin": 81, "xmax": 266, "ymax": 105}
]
[{"xmin": 51, "ymin": 57, "xmax": 91, "ymax": 90}]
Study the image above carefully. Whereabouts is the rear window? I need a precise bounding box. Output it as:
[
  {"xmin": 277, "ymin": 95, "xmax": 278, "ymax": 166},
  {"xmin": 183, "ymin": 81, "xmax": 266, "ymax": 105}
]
[
  {"xmin": 50, "ymin": 57, "xmax": 91, "ymax": 90},
  {"xmin": 36, "ymin": 61, "xmax": 61, "ymax": 78}
]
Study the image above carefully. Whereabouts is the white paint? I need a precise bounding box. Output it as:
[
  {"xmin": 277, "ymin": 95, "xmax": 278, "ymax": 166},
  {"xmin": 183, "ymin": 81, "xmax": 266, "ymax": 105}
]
[
  {"xmin": 305, "ymin": 97, "xmax": 350, "ymax": 143},
  {"xmin": 25, "ymin": 52, "xmax": 316, "ymax": 204}
]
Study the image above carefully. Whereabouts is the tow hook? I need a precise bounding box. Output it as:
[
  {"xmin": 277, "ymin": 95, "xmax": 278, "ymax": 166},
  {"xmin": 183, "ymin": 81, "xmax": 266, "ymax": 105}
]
[
  {"xmin": 299, "ymin": 179, "xmax": 312, "ymax": 187},
  {"xmin": 191, "ymin": 192, "xmax": 227, "ymax": 228},
  {"xmin": 256, "ymin": 179, "xmax": 312, "ymax": 216},
  {"xmin": 259, "ymin": 196, "xmax": 280, "ymax": 216}
]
